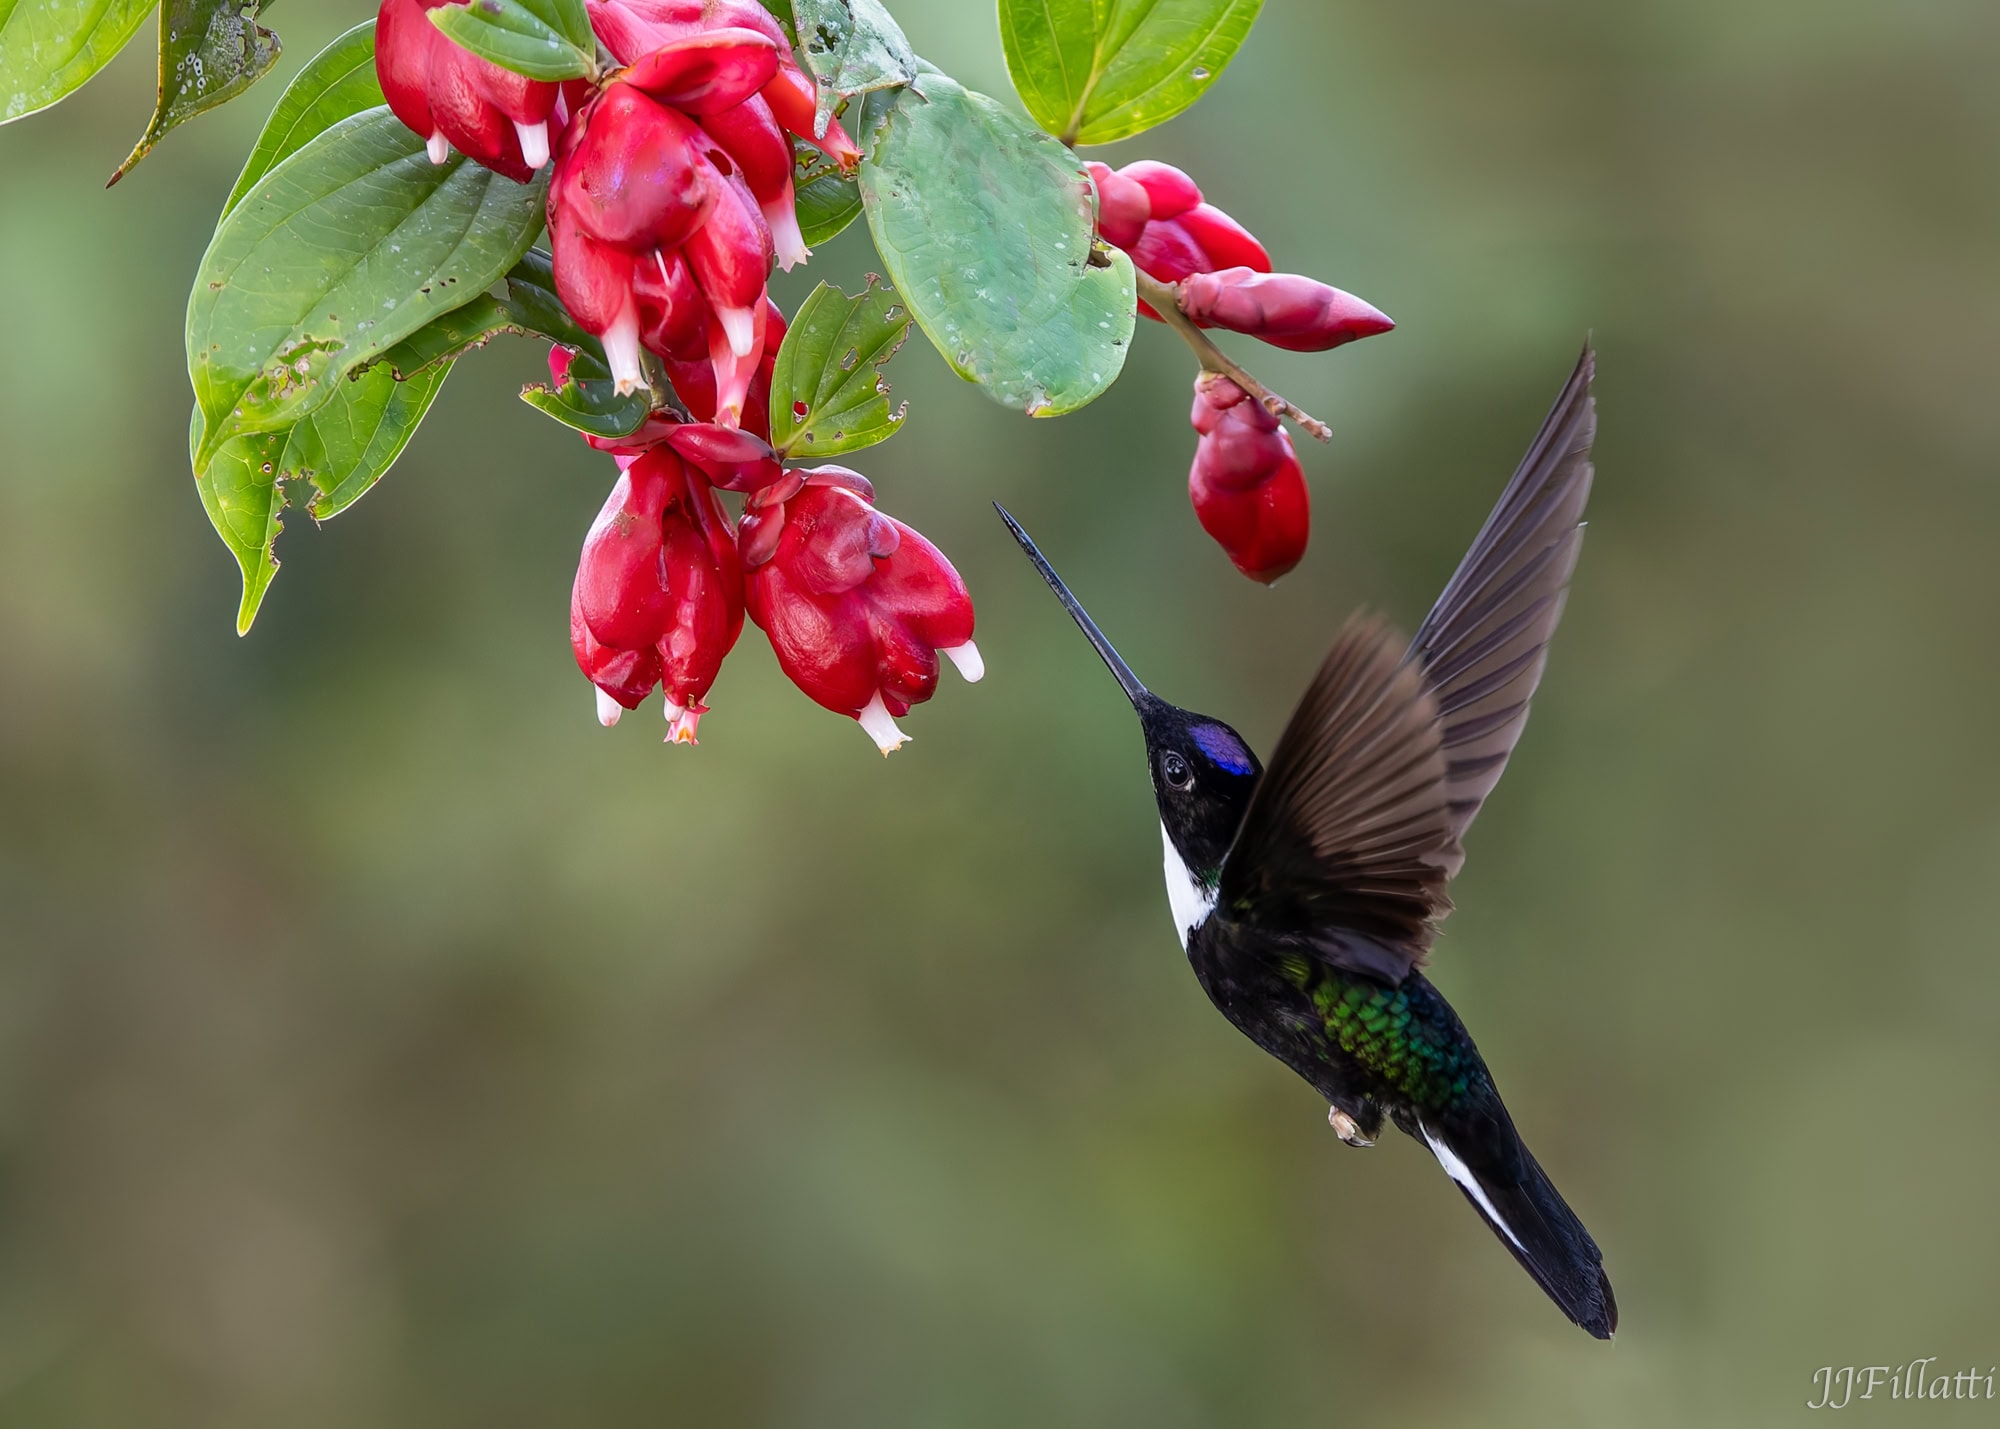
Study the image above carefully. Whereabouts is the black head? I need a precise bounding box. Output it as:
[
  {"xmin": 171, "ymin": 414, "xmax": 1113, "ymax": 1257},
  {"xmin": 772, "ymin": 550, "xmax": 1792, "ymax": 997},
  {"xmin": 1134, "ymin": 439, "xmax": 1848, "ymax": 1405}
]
[{"xmin": 996, "ymin": 506, "xmax": 1262, "ymax": 883}]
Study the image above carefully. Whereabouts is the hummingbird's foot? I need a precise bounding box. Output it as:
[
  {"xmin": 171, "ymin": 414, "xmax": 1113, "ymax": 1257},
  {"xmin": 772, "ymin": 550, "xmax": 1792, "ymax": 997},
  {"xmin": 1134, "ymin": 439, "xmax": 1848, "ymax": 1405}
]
[{"xmin": 1328, "ymin": 1107, "xmax": 1375, "ymax": 1147}]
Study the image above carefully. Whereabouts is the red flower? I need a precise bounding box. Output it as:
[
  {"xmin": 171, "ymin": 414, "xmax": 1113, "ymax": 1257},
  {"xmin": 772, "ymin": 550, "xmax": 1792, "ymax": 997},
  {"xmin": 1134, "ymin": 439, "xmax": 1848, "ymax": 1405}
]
[
  {"xmin": 586, "ymin": 0, "xmax": 862, "ymax": 170},
  {"xmin": 1187, "ymin": 374, "xmax": 1309, "ymax": 582},
  {"xmin": 738, "ymin": 469, "xmax": 981, "ymax": 752},
  {"xmin": 571, "ymin": 447, "xmax": 744, "ymax": 742},
  {"xmin": 376, "ymin": 0, "xmax": 560, "ymax": 181},
  {"xmin": 548, "ymin": 75, "xmax": 776, "ymax": 402}
]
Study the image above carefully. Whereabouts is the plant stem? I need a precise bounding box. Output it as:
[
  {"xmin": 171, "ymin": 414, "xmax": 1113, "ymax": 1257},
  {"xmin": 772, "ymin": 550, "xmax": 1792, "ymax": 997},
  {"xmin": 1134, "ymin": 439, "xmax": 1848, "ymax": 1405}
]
[{"xmin": 1132, "ymin": 271, "xmax": 1332, "ymax": 443}]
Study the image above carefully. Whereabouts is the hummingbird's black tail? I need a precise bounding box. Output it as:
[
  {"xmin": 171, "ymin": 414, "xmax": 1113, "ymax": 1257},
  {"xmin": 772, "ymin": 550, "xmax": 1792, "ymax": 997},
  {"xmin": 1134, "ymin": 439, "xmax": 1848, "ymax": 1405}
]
[{"xmin": 1414, "ymin": 1117, "xmax": 1618, "ymax": 1339}]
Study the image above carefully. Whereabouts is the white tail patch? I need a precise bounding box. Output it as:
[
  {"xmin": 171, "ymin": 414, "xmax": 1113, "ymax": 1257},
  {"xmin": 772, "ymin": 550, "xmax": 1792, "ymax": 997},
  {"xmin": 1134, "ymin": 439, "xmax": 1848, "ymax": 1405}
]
[
  {"xmin": 1421, "ymin": 1123, "xmax": 1525, "ymax": 1252},
  {"xmin": 1160, "ymin": 823, "xmax": 1217, "ymax": 949}
]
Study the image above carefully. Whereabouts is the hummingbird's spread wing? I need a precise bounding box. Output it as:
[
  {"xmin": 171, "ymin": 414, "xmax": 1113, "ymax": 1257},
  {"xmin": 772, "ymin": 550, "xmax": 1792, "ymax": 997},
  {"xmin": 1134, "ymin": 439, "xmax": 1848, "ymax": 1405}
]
[
  {"xmin": 1215, "ymin": 347, "xmax": 1597, "ymax": 982},
  {"xmin": 1408, "ymin": 344, "xmax": 1597, "ymax": 879},
  {"xmin": 1216, "ymin": 615, "xmax": 1453, "ymax": 982}
]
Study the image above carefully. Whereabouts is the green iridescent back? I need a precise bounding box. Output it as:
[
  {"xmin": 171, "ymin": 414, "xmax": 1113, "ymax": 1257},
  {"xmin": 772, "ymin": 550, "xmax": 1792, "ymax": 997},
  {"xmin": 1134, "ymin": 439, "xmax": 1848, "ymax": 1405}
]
[{"xmin": 1278, "ymin": 954, "xmax": 1482, "ymax": 1112}]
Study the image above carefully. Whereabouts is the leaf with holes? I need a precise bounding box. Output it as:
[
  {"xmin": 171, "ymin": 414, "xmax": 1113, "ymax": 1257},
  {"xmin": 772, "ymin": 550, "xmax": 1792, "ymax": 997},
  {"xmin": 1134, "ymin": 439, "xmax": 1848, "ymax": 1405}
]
[
  {"xmin": 0, "ymin": 0, "xmax": 156, "ymax": 125},
  {"xmin": 110, "ymin": 0, "xmax": 283, "ymax": 185},
  {"xmin": 791, "ymin": 0, "xmax": 913, "ymax": 136},
  {"xmin": 859, "ymin": 66, "xmax": 1134, "ymax": 416},
  {"xmin": 221, "ymin": 19, "xmax": 382, "ymax": 220},
  {"xmin": 187, "ymin": 106, "xmax": 547, "ymax": 469},
  {"xmin": 999, "ymin": 0, "xmax": 1261, "ymax": 146},
  {"xmin": 427, "ymin": 0, "xmax": 594, "ymax": 82},
  {"xmin": 769, "ymin": 278, "xmax": 910, "ymax": 457},
  {"xmin": 193, "ymin": 361, "xmax": 450, "ymax": 634},
  {"xmin": 520, "ymin": 367, "xmax": 652, "ymax": 440}
]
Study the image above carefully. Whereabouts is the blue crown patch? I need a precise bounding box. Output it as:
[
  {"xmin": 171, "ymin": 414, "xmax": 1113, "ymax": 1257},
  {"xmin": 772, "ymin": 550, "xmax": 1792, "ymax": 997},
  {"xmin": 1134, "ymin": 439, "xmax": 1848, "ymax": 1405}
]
[{"xmin": 1191, "ymin": 722, "xmax": 1255, "ymax": 775}]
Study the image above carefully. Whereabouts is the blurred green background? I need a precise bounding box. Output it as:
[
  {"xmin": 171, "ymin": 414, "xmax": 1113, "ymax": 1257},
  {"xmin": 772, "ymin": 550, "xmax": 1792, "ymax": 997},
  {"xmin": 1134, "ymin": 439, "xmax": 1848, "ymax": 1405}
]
[{"xmin": 5, "ymin": 1, "xmax": 2000, "ymax": 1424}]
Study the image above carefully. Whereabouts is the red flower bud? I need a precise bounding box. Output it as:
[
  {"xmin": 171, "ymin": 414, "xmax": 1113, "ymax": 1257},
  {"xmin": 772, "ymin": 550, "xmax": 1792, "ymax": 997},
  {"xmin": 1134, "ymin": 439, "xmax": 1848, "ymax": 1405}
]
[
  {"xmin": 620, "ymin": 28, "xmax": 778, "ymax": 114},
  {"xmin": 376, "ymin": 0, "xmax": 558, "ymax": 180},
  {"xmin": 1084, "ymin": 161, "xmax": 1150, "ymax": 248},
  {"xmin": 1178, "ymin": 267, "xmax": 1394, "ymax": 352},
  {"xmin": 758, "ymin": 62, "xmax": 862, "ymax": 169},
  {"xmin": 571, "ymin": 448, "xmax": 743, "ymax": 741},
  {"xmin": 586, "ymin": 0, "xmax": 861, "ymax": 167},
  {"xmin": 683, "ymin": 171, "xmax": 774, "ymax": 360},
  {"xmin": 547, "ymin": 200, "xmax": 645, "ymax": 391},
  {"xmin": 1119, "ymin": 160, "xmax": 1202, "ymax": 219},
  {"xmin": 1188, "ymin": 375, "xmax": 1309, "ymax": 582},
  {"xmin": 552, "ymin": 84, "xmax": 720, "ymax": 253},
  {"xmin": 741, "ymin": 470, "xmax": 980, "ymax": 752},
  {"xmin": 699, "ymin": 93, "xmax": 808, "ymax": 268},
  {"xmin": 1083, "ymin": 159, "xmax": 1273, "ymax": 317}
]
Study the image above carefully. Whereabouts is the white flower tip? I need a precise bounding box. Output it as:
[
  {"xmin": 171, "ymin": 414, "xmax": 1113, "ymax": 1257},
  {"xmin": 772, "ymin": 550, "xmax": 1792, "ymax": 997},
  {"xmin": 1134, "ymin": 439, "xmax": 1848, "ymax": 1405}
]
[
  {"xmin": 595, "ymin": 688, "xmax": 624, "ymax": 727},
  {"xmin": 940, "ymin": 640, "xmax": 983, "ymax": 683},
  {"xmin": 603, "ymin": 308, "xmax": 647, "ymax": 396},
  {"xmin": 426, "ymin": 131, "xmax": 451, "ymax": 165},
  {"xmin": 515, "ymin": 120, "xmax": 551, "ymax": 171},
  {"xmin": 717, "ymin": 304, "xmax": 757, "ymax": 358},
  {"xmin": 764, "ymin": 200, "xmax": 810, "ymax": 272},
  {"xmin": 856, "ymin": 693, "xmax": 909, "ymax": 756}
]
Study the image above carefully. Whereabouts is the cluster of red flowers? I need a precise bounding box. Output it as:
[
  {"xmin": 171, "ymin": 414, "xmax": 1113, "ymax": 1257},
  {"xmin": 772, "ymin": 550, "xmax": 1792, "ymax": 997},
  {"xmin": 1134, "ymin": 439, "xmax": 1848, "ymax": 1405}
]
[
  {"xmin": 1086, "ymin": 159, "xmax": 1394, "ymax": 581},
  {"xmin": 376, "ymin": 0, "xmax": 979, "ymax": 751}
]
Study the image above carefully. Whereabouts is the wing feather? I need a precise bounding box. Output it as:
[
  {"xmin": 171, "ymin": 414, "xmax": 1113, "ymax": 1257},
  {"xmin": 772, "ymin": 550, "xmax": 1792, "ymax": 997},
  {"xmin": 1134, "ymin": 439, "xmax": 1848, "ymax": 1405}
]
[
  {"xmin": 1215, "ymin": 346, "xmax": 1598, "ymax": 982},
  {"xmin": 1409, "ymin": 344, "xmax": 1597, "ymax": 879},
  {"xmin": 1217, "ymin": 615, "xmax": 1452, "ymax": 981}
]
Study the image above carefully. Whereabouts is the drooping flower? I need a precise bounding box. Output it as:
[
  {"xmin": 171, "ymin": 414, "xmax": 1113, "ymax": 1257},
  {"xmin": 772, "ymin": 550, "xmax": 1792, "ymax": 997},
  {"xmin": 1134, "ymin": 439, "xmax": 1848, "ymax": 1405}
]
[
  {"xmin": 376, "ymin": 0, "xmax": 560, "ymax": 180},
  {"xmin": 738, "ymin": 468, "xmax": 981, "ymax": 753}
]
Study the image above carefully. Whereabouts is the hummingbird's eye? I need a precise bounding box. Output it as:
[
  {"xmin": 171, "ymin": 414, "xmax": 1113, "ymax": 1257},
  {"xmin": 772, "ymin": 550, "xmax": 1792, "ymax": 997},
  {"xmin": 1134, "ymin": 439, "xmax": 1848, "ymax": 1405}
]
[{"xmin": 1161, "ymin": 751, "xmax": 1194, "ymax": 790}]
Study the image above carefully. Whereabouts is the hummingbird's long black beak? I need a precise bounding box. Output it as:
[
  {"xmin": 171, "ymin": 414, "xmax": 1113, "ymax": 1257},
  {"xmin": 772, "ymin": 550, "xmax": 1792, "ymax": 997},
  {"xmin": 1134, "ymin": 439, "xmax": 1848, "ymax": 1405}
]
[{"xmin": 994, "ymin": 504, "xmax": 1149, "ymax": 706}]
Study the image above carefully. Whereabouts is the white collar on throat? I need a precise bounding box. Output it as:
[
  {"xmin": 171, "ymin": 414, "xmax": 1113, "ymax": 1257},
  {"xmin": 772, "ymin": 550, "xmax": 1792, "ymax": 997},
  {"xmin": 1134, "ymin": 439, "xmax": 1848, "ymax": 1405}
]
[{"xmin": 1160, "ymin": 822, "xmax": 1218, "ymax": 949}]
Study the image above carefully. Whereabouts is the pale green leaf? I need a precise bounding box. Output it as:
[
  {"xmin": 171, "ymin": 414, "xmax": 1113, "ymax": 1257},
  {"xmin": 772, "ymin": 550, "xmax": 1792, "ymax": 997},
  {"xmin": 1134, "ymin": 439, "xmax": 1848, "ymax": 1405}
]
[
  {"xmin": 0, "ymin": 0, "xmax": 156, "ymax": 125},
  {"xmin": 859, "ymin": 66, "xmax": 1134, "ymax": 416},
  {"xmin": 792, "ymin": 0, "xmax": 912, "ymax": 136}
]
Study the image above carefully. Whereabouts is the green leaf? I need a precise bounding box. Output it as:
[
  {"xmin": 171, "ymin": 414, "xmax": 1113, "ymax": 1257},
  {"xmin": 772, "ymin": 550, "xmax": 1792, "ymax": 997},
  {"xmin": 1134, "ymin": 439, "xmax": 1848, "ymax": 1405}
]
[
  {"xmin": 859, "ymin": 67, "xmax": 1135, "ymax": 417},
  {"xmin": 364, "ymin": 247, "xmax": 608, "ymax": 381},
  {"xmin": 426, "ymin": 0, "xmax": 594, "ymax": 82},
  {"xmin": 792, "ymin": 0, "xmax": 913, "ymax": 136},
  {"xmin": 372, "ymin": 293, "xmax": 522, "ymax": 379},
  {"xmin": 793, "ymin": 137, "xmax": 861, "ymax": 247},
  {"xmin": 769, "ymin": 277, "xmax": 910, "ymax": 457},
  {"xmin": 221, "ymin": 19, "xmax": 381, "ymax": 221},
  {"xmin": 520, "ymin": 370, "xmax": 651, "ymax": 440},
  {"xmin": 501, "ymin": 250, "xmax": 652, "ymax": 439},
  {"xmin": 187, "ymin": 106, "xmax": 547, "ymax": 469},
  {"xmin": 109, "ymin": 0, "xmax": 282, "ymax": 185},
  {"xmin": 193, "ymin": 361, "xmax": 450, "ymax": 633},
  {"xmin": 0, "ymin": 0, "xmax": 156, "ymax": 125},
  {"xmin": 998, "ymin": 0, "xmax": 1262, "ymax": 146}
]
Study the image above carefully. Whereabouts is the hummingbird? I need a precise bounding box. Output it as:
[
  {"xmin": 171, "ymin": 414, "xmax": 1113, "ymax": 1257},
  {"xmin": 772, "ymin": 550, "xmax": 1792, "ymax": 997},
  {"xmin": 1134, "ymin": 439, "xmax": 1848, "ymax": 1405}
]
[{"xmin": 996, "ymin": 346, "xmax": 1614, "ymax": 1338}]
